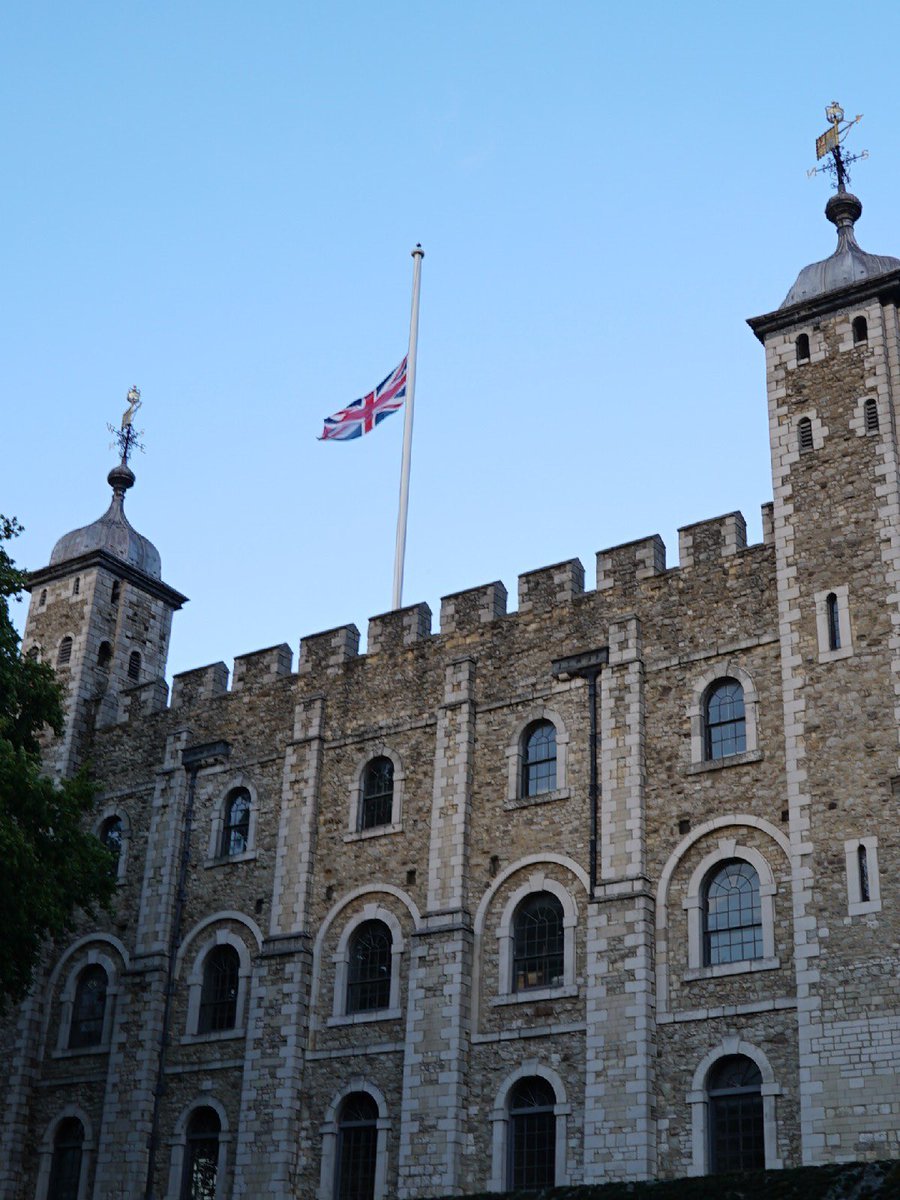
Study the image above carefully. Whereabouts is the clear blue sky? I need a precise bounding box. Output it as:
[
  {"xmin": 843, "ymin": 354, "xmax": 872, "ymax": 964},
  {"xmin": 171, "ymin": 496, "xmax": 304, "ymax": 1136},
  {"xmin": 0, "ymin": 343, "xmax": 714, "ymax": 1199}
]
[{"xmin": 5, "ymin": 2, "xmax": 900, "ymax": 679}]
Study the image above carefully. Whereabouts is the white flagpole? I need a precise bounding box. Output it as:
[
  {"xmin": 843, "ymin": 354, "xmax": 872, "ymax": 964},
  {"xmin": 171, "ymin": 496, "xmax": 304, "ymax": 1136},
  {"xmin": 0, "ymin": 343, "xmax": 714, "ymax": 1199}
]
[{"xmin": 392, "ymin": 244, "xmax": 424, "ymax": 610}]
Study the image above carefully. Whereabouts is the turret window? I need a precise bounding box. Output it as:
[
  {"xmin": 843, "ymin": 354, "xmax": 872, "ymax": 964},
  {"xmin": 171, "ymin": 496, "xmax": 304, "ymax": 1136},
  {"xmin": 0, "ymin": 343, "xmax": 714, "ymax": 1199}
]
[
  {"xmin": 39, "ymin": 588, "xmax": 47, "ymax": 607},
  {"xmin": 127, "ymin": 650, "xmax": 141, "ymax": 681},
  {"xmin": 97, "ymin": 641, "xmax": 112, "ymax": 669},
  {"xmin": 795, "ymin": 333, "xmax": 810, "ymax": 364},
  {"xmin": 72, "ymin": 577, "xmax": 80, "ymax": 596},
  {"xmin": 852, "ymin": 315, "xmax": 868, "ymax": 344},
  {"xmin": 797, "ymin": 417, "xmax": 814, "ymax": 453},
  {"xmin": 864, "ymin": 398, "xmax": 879, "ymax": 433},
  {"xmin": 826, "ymin": 593, "xmax": 841, "ymax": 651},
  {"xmin": 111, "ymin": 580, "xmax": 121, "ymax": 604},
  {"xmin": 57, "ymin": 636, "xmax": 73, "ymax": 667}
]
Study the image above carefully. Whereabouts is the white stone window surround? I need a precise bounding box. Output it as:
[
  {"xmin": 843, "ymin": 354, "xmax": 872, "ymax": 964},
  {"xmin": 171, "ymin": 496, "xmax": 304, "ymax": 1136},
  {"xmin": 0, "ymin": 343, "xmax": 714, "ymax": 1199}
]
[
  {"xmin": 328, "ymin": 903, "xmax": 404, "ymax": 1025},
  {"xmin": 94, "ymin": 804, "xmax": 131, "ymax": 884},
  {"xmin": 492, "ymin": 871, "xmax": 579, "ymax": 1006},
  {"xmin": 489, "ymin": 1062, "xmax": 571, "ymax": 1191},
  {"xmin": 34, "ymin": 1106, "xmax": 95, "ymax": 1200},
  {"xmin": 176, "ymin": 912, "xmax": 262, "ymax": 1043},
  {"xmin": 318, "ymin": 1081, "xmax": 391, "ymax": 1200},
  {"xmin": 344, "ymin": 746, "xmax": 405, "ymax": 841},
  {"xmin": 783, "ymin": 327, "xmax": 826, "ymax": 369},
  {"xmin": 166, "ymin": 1097, "xmax": 231, "ymax": 1200},
  {"xmin": 814, "ymin": 585, "xmax": 853, "ymax": 663},
  {"xmin": 851, "ymin": 394, "xmax": 883, "ymax": 438},
  {"xmin": 655, "ymin": 817, "xmax": 790, "ymax": 1019},
  {"xmin": 682, "ymin": 839, "xmax": 778, "ymax": 977},
  {"xmin": 845, "ymin": 836, "xmax": 882, "ymax": 916},
  {"xmin": 53, "ymin": 949, "xmax": 119, "ymax": 1057},
  {"xmin": 687, "ymin": 663, "xmax": 760, "ymax": 771},
  {"xmin": 471, "ymin": 855, "xmax": 589, "ymax": 1023},
  {"xmin": 205, "ymin": 775, "xmax": 259, "ymax": 866},
  {"xmin": 505, "ymin": 707, "xmax": 570, "ymax": 806},
  {"xmin": 793, "ymin": 409, "xmax": 828, "ymax": 453},
  {"xmin": 687, "ymin": 1039, "xmax": 783, "ymax": 1175}
]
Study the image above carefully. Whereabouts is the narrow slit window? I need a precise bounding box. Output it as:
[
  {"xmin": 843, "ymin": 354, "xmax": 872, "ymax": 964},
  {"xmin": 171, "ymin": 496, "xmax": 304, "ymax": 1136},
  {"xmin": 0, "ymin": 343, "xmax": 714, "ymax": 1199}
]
[
  {"xmin": 852, "ymin": 315, "xmax": 868, "ymax": 344},
  {"xmin": 72, "ymin": 577, "xmax": 80, "ymax": 596},
  {"xmin": 97, "ymin": 641, "xmax": 112, "ymax": 669},
  {"xmin": 128, "ymin": 650, "xmax": 141, "ymax": 681},
  {"xmin": 111, "ymin": 580, "xmax": 121, "ymax": 604},
  {"xmin": 864, "ymin": 398, "xmax": 879, "ymax": 432},
  {"xmin": 795, "ymin": 333, "xmax": 810, "ymax": 363},
  {"xmin": 826, "ymin": 593, "xmax": 841, "ymax": 651},
  {"xmin": 798, "ymin": 417, "xmax": 814, "ymax": 453},
  {"xmin": 858, "ymin": 844, "xmax": 870, "ymax": 903},
  {"xmin": 39, "ymin": 588, "xmax": 47, "ymax": 607}
]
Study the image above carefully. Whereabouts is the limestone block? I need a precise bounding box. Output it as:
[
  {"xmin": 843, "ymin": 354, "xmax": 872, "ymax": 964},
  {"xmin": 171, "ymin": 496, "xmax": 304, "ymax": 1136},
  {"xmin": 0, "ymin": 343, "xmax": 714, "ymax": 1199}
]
[
  {"xmin": 518, "ymin": 558, "xmax": 584, "ymax": 612},
  {"xmin": 440, "ymin": 581, "xmax": 507, "ymax": 634},
  {"xmin": 368, "ymin": 602, "xmax": 432, "ymax": 654},
  {"xmin": 170, "ymin": 661, "xmax": 229, "ymax": 708},
  {"xmin": 232, "ymin": 642, "xmax": 293, "ymax": 690},
  {"xmin": 597, "ymin": 535, "xmax": 666, "ymax": 591}
]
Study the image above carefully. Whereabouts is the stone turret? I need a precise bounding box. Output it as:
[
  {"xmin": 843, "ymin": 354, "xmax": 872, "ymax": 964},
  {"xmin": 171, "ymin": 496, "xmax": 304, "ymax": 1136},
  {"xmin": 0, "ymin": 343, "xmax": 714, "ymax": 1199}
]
[{"xmin": 22, "ymin": 447, "xmax": 186, "ymax": 778}]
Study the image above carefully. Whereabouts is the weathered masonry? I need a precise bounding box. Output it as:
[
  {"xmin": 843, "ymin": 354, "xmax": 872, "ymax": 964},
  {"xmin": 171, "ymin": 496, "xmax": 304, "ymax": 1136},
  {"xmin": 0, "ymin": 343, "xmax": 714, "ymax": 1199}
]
[{"xmin": 3, "ymin": 182, "xmax": 900, "ymax": 1199}]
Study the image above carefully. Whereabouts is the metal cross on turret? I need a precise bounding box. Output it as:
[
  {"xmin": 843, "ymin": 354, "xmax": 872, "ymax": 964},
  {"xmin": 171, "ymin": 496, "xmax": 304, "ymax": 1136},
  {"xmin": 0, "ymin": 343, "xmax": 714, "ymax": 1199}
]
[
  {"xmin": 807, "ymin": 102, "xmax": 868, "ymax": 190},
  {"xmin": 107, "ymin": 385, "xmax": 145, "ymax": 465}
]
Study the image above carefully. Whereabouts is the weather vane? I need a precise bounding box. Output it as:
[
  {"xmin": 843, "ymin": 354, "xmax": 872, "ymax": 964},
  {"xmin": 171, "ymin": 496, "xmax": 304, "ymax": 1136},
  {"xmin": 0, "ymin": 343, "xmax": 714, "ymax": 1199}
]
[
  {"xmin": 107, "ymin": 385, "xmax": 145, "ymax": 465},
  {"xmin": 807, "ymin": 102, "xmax": 868, "ymax": 190}
]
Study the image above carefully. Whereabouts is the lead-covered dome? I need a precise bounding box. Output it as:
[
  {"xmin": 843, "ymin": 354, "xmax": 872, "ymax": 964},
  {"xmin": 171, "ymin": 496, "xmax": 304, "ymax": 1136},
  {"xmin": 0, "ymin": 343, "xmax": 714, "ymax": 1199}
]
[
  {"xmin": 49, "ymin": 461, "xmax": 162, "ymax": 579},
  {"xmin": 781, "ymin": 189, "xmax": 900, "ymax": 308}
]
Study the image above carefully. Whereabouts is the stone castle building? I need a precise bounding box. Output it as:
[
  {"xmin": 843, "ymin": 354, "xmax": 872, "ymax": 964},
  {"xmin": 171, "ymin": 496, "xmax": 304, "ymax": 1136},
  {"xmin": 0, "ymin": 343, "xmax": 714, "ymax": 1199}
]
[{"xmin": 3, "ymin": 180, "xmax": 900, "ymax": 1199}]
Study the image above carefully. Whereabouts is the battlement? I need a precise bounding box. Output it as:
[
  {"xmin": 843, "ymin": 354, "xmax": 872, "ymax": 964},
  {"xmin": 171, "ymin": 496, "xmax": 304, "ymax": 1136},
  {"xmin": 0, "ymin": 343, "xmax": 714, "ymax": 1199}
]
[
  {"xmin": 677, "ymin": 511, "xmax": 746, "ymax": 568},
  {"xmin": 107, "ymin": 503, "xmax": 776, "ymax": 726}
]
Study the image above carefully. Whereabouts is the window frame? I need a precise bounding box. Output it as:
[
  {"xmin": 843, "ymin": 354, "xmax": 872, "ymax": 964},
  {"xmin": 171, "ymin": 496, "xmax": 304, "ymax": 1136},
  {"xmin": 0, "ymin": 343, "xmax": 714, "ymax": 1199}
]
[
  {"xmin": 687, "ymin": 1041, "xmax": 782, "ymax": 1176},
  {"xmin": 489, "ymin": 1065, "xmax": 570, "ymax": 1191},
  {"xmin": 166, "ymin": 1100, "xmax": 230, "ymax": 1200},
  {"xmin": 511, "ymin": 892, "xmax": 565, "ymax": 994},
  {"xmin": 345, "ymin": 750, "xmax": 404, "ymax": 841},
  {"xmin": 94, "ymin": 806, "xmax": 130, "ymax": 883},
  {"xmin": 814, "ymin": 585, "xmax": 853, "ymax": 662},
  {"xmin": 206, "ymin": 780, "xmax": 258, "ymax": 865},
  {"xmin": 493, "ymin": 873, "xmax": 578, "ymax": 1004},
  {"xmin": 35, "ymin": 1109, "xmax": 95, "ymax": 1200},
  {"xmin": 844, "ymin": 836, "xmax": 881, "ymax": 915},
  {"xmin": 703, "ymin": 678, "xmax": 747, "ymax": 762},
  {"xmin": 701, "ymin": 859, "xmax": 763, "ymax": 968},
  {"xmin": 219, "ymin": 788, "xmax": 252, "ymax": 858},
  {"xmin": 506, "ymin": 710, "xmax": 570, "ymax": 807},
  {"xmin": 682, "ymin": 841, "xmax": 777, "ymax": 977},
  {"xmin": 55, "ymin": 949, "xmax": 118, "ymax": 1056},
  {"xmin": 318, "ymin": 1083, "xmax": 390, "ymax": 1200},
  {"xmin": 184, "ymin": 930, "xmax": 252, "ymax": 1042},
  {"xmin": 330, "ymin": 906, "xmax": 404, "ymax": 1025},
  {"xmin": 688, "ymin": 666, "xmax": 759, "ymax": 772},
  {"xmin": 197, "ymin": 944, "xmax": 240, "ymax": 1035}
]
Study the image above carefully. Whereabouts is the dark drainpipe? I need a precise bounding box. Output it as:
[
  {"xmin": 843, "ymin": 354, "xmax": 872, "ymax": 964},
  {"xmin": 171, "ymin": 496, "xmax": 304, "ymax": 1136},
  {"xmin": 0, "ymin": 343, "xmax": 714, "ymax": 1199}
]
[
  {"xmin": 144, "ymin": 740, "xmax": 230, "ymax": 1200},
  {"xmin": 552, "ymin": 649, "xmax": 608, "ymax": 893}
]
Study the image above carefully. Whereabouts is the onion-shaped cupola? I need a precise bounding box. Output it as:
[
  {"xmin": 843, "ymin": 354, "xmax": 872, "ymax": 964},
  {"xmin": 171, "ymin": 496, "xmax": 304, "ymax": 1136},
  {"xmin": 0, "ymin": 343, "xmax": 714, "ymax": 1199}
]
[{"xmin": 781, "ymin": 187, "xmax": 900, "ymax": 309}]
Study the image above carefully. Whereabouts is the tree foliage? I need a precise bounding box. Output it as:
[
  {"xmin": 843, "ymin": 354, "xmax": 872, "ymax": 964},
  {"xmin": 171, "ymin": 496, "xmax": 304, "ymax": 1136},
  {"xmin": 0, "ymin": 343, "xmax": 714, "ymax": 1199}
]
[{"xmin": 0, "ymin": 516, "xmax": 115, "ymax": 1007}]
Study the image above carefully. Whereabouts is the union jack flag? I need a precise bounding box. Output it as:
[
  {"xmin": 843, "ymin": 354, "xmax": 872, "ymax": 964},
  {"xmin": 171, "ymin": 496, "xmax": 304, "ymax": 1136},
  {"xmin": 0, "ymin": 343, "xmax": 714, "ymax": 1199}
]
[{"xmin": 318, "ymin": 357, "xmax": 408, "ymax": 441}]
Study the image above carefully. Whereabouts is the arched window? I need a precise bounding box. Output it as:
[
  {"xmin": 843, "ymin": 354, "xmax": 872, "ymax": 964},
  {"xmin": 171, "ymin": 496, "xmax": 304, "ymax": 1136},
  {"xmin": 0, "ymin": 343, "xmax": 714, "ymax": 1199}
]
[
  {"xmin": 507, "ymin": 1077, "xmax": 556, "ymax": 1189},
  {"xmin": 335, "ymin": 1092, "xmax": 379, "ymax": 1200},
  {"xmin": 795, "ymin": 333, "xmax": 810, "ymax": 363},
  {"xmin": 826, "ymin": 592, "xmax": 841, "ymax": 651},
  {"xmin": 111, "ymin": 580, "xmax": 121, "ymax": 605},
  {"xmin": 57, "ymin": 636, "xmax": 73, "ymax": 668},
  {"xmin": 513, "ymin": 892, "xmax": 564, "ymax": 992},
  {"xmin": 47, "ymin": 1117, "xmax": 85, "ymax": 1200},
  {"xmin": 198, "ymin": 945, "xmax": 239, "ymax": 1034},
  {"xmin": 220, "ymin": 788, "xmax": 251, "ymax": 856},
  {"xmin": 128, "ymin": 650, "xmax": 141, "ymax": 681},
  {"xmin": 347, "ymin": 920, "xmax": 391, "ymax": 1014},
  {"xmin": 864, "ymin": 397, "xmax": 879, "ymax": 433},
  {"xmin": 703, "ymin": 860, "xmax": 762, "ymax": 966},
  {"xmin": 69, "ymin": 964, "xmax": 108, "ymax": 1049},
  {"xmin": 180, "ymin": 1107, "xmax": 220, "ymax": 1200},
  {"xmin": 99, "ymin": 814, "xmax": 124, "ymax": 875},
  {"xmin": 522, "ymin": 720, "xmax": 557, "ymax": 797},
  {"xmin": 360, "ymin": 757, "xmax": 393, "ymax": 830},
  {"xmin": 97, "ymin": 641, "xmax": 112, "ymax": 669},
  {"xmin": 72, "ymin": 577, "xmax": 80, "ymax": 596},
  {"xmin": 797, "ymin": 416, "xmax": 814, "ymax": 452},
  {"xmin": 707, "ymin": 1055, "xmax": 764, "ymax": 1173},
  {"xmin": 704, "ymin": 678, "xmax": 745, "ymax": 761},
  {"xmin": 852, "ymin": 315, "xmax": 868, "ymax": 344}
]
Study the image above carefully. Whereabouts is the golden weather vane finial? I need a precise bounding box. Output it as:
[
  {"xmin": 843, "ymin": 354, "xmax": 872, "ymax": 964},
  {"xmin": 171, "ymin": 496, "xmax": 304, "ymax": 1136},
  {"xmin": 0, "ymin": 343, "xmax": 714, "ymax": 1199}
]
[
  {"xmin": 807, "ymin": 102, "xmax": 868, "ymax": 190},
  {"xmin": 107, "ymin": 385, "xmax": 145, "ymax": 465}
]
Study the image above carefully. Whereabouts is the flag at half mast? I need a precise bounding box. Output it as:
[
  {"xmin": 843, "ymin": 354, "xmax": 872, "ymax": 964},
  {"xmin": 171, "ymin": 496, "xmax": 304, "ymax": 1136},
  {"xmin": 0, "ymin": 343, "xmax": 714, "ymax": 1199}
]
[{"xmin": 318, "ymin": 357, "xmax": 408, "ymax": 441}]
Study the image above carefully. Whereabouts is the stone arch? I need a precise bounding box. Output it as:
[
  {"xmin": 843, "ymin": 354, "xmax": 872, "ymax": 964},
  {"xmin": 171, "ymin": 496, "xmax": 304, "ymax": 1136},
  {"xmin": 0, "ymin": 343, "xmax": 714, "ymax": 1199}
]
[
  {"xmin": 318, "ymin": 1080, "xmax": 390, "ymax": 1200},
  {"xmin": 687, "ymin": 1037, "xmax": 783, "ymax": 1175},
  {"xmin": 347, "ymin": 746, "xmax": 405, "ymax": 836},
  {"xmin": 505, "ymin": 706, "xmax": 570, "ymax": 802},
  {"xmin": 166, "ymin": 1096, "xmax": 232, "ymax": 1200},
  {"xmin": 489, "ymin": 1061, "xmax": 571, "ymax": 1190}
]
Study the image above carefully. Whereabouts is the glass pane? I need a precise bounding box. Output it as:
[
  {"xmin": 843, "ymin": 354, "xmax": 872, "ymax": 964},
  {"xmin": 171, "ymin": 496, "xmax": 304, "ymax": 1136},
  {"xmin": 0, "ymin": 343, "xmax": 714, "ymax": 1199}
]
[
  {"xmin": 361, "ymin": 758, "xmax": 393, "ymax": 830},
  {"xmin": 510, "ymin": 1108, "xmax": 555, "ymax": 1188},
  {"xmin": 710, "ymin": 1092, "xmax": 764, "ymax": 1172},
  {"xmin": 523, "ymin": 722, "xmax": 557, "ymax": 796},
  {"xmin": 704, "ymin": 862, "xmax": 763, "ymax": 966},
  {"xmin": 198, "ymin": 947, "xmax": 239, "ymax": 1033},
  {"xmin": 69, "ymin": 966, "xmax": 107, "ymax": 1048},
  {"xmin": 223, "ymin": 790, "xmax": 251, "ymax": 856},
  {"xmin": 347, "ymin": 922, "xmax": 391, "ymax": 1013},
  {"xmin": 513, "ymin": 894, "xmax": 565, "ymax": 991}
]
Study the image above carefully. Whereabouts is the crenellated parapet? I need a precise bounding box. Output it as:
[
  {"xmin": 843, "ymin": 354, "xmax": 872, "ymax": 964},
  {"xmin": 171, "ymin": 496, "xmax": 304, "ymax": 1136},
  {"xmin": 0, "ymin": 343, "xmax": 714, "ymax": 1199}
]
[
  {"xmin": 518, "ymin": 558, "xmax": 585, "ymax": 613},
  {"xmin": 596, "ymin": 534, "xmax": 667, "ymax": 592},
  {"xmin": 298, "ymin": 624, "xmax": 360, "ymax": 676},
  {"xmin": 440, "ymin": 581, "xmax": 507, "ymax": 635},
  {"xmin": 367, "ymin": 602, "xmax": 432, "ymax": 654},
  {"xmin": 170, "ymin": 661, "xmax": 229, "ymax": 708},
  {"xmin": 232, "ymin": 643, "xmax": 293, "ymax": 690},
  {"xmin": 677, "ymin": 511, "xmax": 747, "ymax": 569}
]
